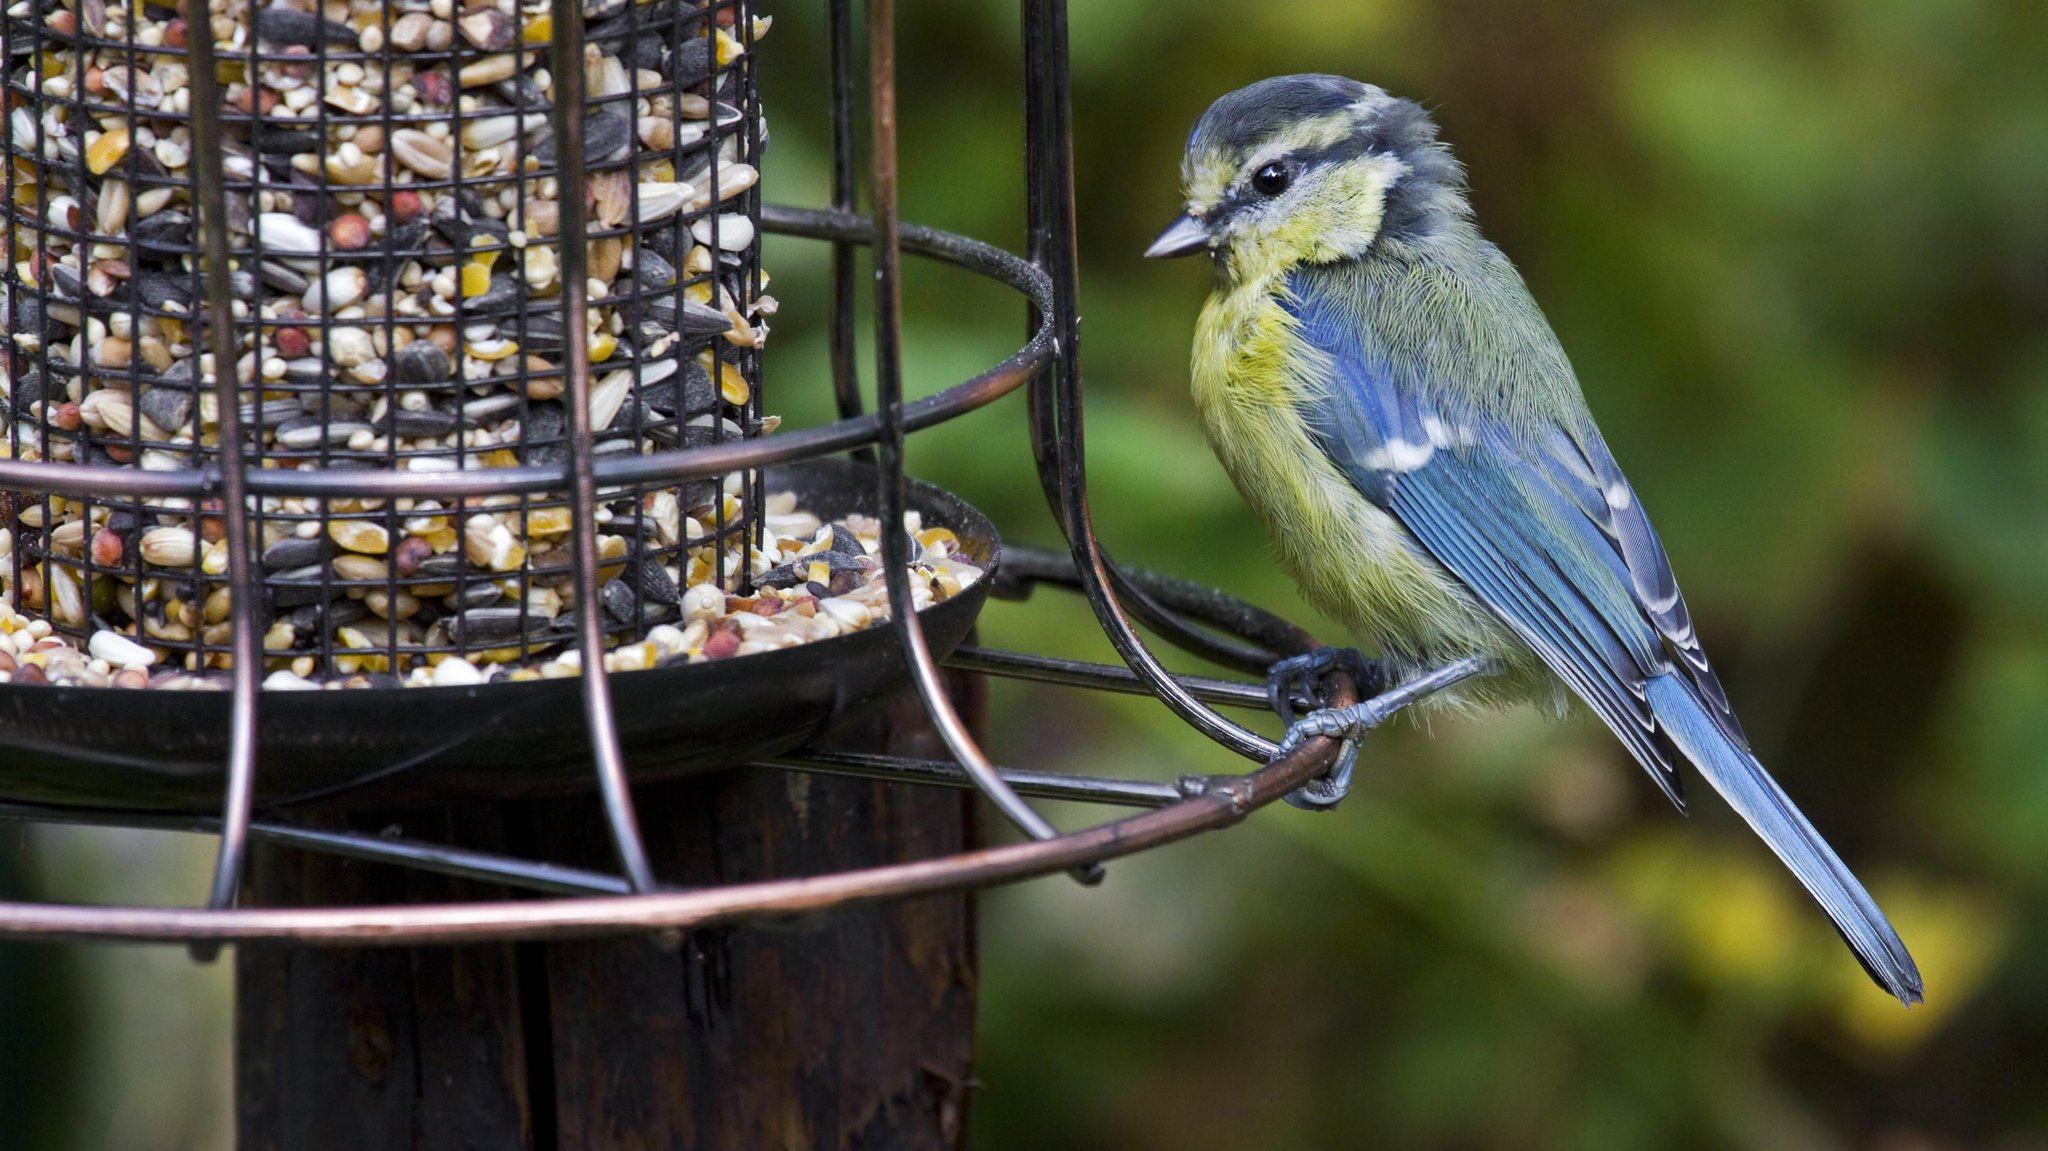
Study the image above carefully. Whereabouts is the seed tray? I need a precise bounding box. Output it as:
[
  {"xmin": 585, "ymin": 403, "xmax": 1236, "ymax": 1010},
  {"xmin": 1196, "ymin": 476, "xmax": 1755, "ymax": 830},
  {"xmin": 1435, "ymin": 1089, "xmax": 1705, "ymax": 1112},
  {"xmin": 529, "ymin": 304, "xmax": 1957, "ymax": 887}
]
[{"xmin": 0, "ymin": 456, "xmax": 997, "ymax": 810}]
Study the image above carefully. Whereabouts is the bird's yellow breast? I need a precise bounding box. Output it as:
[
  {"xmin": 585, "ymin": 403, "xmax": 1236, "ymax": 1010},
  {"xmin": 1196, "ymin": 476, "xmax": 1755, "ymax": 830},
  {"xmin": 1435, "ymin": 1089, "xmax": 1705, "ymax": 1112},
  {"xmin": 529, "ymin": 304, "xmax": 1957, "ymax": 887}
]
[{"xmin": 1190, "ymin": 278, "xmax": 1521, "ymax": 679}]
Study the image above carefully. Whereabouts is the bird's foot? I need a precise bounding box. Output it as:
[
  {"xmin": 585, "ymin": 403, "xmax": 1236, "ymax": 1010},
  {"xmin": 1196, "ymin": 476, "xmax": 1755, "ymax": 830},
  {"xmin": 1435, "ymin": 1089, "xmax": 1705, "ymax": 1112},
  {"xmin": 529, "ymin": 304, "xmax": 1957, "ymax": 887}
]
[
  {"xmin": 1269, "ymin": 654, "xmax": 1497, "ymax": 811},
  {"xmin": 1276, "ymin": 696, "xmax": 1395, "ymax": 810},
  {"xmin": 1266, "ymin": 647, "xmax": 1385, "ymax": 811},
  {"xmin": 1266, "ymin": 646, "xmax": 1384, "ymax": 725}
]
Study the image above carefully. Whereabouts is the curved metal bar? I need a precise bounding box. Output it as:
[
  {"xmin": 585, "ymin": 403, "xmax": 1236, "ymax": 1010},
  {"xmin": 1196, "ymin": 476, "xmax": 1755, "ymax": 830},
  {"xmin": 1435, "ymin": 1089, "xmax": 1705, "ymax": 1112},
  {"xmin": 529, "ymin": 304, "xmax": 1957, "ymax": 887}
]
[
  {"xmin": 184, "ymin": 10, "xmax": 267, "ymax": 928},
  {"xmin": 863, "ymin": 0, "xmax": 1088, "ymax": 879},
  {"xmin": 1021, "ymin": 0, "xmax": 1278, "ymax": 764},
  {"xmin": 0, "ymin": 461, "xmax": 211, "ymax": 500},
  {"xmin": 548, "ymin": 0, "xmax": 656, "ymax": 894},
  {"xmin": 0, "ymin": 697, "xmax": 1353, "ymax": 945}
]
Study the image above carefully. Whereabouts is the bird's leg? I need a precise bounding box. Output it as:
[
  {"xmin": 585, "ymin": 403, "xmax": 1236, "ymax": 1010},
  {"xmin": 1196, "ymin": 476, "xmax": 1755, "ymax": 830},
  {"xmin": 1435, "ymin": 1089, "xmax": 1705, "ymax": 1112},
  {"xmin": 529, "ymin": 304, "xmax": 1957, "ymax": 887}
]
[
  {"xmin": 1274, "ymin": 656, "xmax": 1496, "ymax": 811},
  {"xmin": 1265, "ymin": 646, "xmax": 1386, "ymax": 726}
]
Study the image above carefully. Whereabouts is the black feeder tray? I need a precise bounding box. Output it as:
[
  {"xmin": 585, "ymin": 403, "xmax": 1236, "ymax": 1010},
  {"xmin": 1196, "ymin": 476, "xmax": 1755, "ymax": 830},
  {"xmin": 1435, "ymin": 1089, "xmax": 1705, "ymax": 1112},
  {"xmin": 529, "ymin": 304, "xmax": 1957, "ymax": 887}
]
[{"xmin": 0, "ymin": 457, "xmax": 997, "ymax": 811}]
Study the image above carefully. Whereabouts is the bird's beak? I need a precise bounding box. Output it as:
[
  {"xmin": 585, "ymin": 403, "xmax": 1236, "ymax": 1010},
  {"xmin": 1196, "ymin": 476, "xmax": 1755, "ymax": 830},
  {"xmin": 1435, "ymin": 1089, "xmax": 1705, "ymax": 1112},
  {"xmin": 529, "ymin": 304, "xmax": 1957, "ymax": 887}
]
[{"xmin": 1145, "ymin": 213, "xmax": 1210, "ymax": 259}]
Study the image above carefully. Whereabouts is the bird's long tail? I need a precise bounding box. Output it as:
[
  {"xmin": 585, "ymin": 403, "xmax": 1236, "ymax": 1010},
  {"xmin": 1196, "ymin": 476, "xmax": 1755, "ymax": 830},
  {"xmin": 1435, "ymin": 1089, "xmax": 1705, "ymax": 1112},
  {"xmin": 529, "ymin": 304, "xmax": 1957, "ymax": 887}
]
[{"xmin": 1643, "ymin": 674, "xmax": 1924, "ymax": 1005}]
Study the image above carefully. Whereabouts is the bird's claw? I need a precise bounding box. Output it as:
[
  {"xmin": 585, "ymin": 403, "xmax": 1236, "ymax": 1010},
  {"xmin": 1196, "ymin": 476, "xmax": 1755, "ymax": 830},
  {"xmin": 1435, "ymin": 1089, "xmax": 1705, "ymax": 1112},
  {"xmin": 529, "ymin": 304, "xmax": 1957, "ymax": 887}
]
[
  {"xmin": 1274, "ymin": 697, "xmax": 1391, "ymax": 811},
  {"xmin": 1265, "ymin": 647, "xmax": 1382, "ymax": 725},
  {"xmin": 1283, "ymin": 737, "xmax": 1360, "ymax": 810},
  {"xmin": 1267, "ymin": 648, "xmax": 1383, "ymax": 809}
]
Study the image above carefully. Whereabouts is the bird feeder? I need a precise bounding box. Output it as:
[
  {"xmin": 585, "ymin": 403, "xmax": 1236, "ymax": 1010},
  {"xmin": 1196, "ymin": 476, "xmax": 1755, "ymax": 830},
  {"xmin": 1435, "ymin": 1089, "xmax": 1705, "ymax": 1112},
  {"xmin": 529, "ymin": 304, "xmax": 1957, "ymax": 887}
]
[{"xmin": 0, "ymin": 0, "xmax": 1365, "ymax": 1141}]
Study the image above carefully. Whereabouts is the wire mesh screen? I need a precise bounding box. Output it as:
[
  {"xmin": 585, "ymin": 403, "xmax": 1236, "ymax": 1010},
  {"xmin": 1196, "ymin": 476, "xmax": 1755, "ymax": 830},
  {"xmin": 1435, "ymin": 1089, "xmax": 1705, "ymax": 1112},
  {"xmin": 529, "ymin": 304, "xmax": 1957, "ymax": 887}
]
[{"xmin": 1, "ymin": 0, "xmax": 766, "ymax": 684}]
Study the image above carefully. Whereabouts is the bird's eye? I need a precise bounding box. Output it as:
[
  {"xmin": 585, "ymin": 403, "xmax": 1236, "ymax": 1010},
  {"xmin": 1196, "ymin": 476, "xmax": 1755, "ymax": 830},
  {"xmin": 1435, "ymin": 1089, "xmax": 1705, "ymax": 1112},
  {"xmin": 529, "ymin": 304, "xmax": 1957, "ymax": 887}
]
[{"xmin": 1251, "ymin": 162, "xmax": 1292, "ymax": 196}]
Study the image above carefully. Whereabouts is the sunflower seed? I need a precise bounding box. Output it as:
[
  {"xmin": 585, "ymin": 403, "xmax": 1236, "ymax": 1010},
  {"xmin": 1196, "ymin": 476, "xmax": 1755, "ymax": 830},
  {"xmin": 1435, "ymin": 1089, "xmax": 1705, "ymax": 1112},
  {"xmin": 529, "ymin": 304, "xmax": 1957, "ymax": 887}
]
[
  {"xmin": 88, "ymin": 630, "xmax": 157, "ymax": 668},
  {"xmin": 131, "ymin": 209, "xmax": 192, "ymax": 253},
  {"xmin": 392, "ymin": 341, "xmax": 454, "ymax": 384},
  {"xmin": 276, "ymin": 417, "xmax": 371, "ymax": 449},
  {"xmin": 240, "ymin": 398, "xmax": 304, "ymax": 427},
  {"xmin": 449, "ymin": 606, "xmax": 544, "ymax": 645},
  {"xmin": 253, "ymin": 7, "xmax": 357, "ymax": 46},
  {"xmin": 625, "ymin": 552, "xmax": 681, "ymax": 604},
  {"xmin": 632, "ymin": 181, "xmax": 693, "ymax": 223},
  {"xmin": 255, "ymin": 212, "xmax": 324, "ymax": 255},
  {"xmin": 590, "ymin": 368, "xmax": 631, "ymax": 430},
  {"xmin": 384, "ymin": 407, "xmax": 461, "ymax": 438},
  {"xmin": 138, "ymin": 387, "xmax": 193, "ymax": 432},
  {"xmin": 262, "ymin": 536, "xmax": 331, "ymax": 570},
  {"xmin": 668, "ymin": 37, "xmax": 711, "ymax": 86}
]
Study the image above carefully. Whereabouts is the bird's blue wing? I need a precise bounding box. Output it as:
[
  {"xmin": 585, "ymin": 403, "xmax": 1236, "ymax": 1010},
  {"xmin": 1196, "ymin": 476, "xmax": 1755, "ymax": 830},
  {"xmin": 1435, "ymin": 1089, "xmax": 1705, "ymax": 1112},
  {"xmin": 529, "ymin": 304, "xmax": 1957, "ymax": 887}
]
[
  {"xmin": 1283, "ymin": 270, "xmax": 1922, "ymax": 1003},
  {"xmin": 1286, "ymin": 274, "xmax": 1692, "ymax": 805}
]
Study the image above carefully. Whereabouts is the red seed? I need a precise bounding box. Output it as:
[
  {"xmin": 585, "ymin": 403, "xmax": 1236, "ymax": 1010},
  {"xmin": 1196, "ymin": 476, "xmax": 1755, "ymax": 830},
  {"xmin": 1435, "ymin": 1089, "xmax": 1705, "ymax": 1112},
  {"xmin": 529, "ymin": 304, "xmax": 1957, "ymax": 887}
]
[
  {"xmin": 701, "ymin": 628, "xmax": 740, "ymax": 660},
  {"xmin": 52, "ymin": 401, "xmax": 81, "ymax": 431},
  {"xmin": 104, "ymin": 444, "xmax": 134, "ymax": 463},
  {"xmin": 11, "ymin": 662, "xmax": 46, "ymax": 686},
  {"xmin": 414, "ymin": 69, "xmax": 453, "ymax": 106},
  {"xmin": 197, "ymin": 498, "xmax": 225, "ymax": 543},
  {"xmin": 750, "ymin": 597, "xmax": 781, "ymax": 616},
  {"xmin": 329, "ymin": 212, "xmax": 371, "ymax": 250},
  {"xmin": 0, "ymin": 650, "xmax": 15, "ymax": 673},
  {"xmin": 274, "ymin": 326, "xmax": 310, "ymax": 358},
  {"xmin": 162, "ymin": 18, "xmax": 187, "ymax": 47},
  {"xmin": 390, "ymin": 190, "xmax": 424, "ymax": 223},
  {"xmin": 90, "ymin": 527, "xmax": 123, "ymax": 567},
  {"xmin": 393, "ymin": 535, "xmax": 433, "ymax": 577}
]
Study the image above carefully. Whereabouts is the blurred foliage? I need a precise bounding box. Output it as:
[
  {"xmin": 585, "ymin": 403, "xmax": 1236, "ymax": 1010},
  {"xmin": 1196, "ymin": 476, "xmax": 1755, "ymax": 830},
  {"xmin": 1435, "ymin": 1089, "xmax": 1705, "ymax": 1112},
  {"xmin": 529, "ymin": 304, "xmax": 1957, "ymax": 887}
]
[{"xmin": 4, "ymin": 0, "xmax": 2045, "ymax": 1146}]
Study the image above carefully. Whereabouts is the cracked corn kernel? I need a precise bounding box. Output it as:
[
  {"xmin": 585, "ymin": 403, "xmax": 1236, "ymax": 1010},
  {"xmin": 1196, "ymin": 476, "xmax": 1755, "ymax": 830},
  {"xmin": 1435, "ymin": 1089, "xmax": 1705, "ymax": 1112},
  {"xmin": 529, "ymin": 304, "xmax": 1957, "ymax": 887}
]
[
  {"xmin": 718, "ymin": 360, "xmax": 750, "ymax": 405},
  {"xmin": 86, "ymin": 127, "xmax": 130, "ymax": 175}
]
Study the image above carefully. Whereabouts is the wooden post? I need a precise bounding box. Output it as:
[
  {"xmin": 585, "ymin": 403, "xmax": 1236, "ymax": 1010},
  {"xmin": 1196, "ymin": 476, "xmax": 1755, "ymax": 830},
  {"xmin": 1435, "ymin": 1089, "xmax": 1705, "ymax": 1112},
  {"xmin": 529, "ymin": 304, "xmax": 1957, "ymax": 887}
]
[{"xmin": 235, "ymin": 675, "xmax": 982, "ymax": 1150}]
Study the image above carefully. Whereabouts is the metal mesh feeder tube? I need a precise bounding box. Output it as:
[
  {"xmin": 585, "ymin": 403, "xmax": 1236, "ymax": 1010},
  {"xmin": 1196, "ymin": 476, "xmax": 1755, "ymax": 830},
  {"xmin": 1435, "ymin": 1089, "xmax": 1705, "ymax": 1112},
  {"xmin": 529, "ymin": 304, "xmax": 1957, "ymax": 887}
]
[{"xmin": 1, "ymin": 0, "xmax": 768, "ymax": 688}]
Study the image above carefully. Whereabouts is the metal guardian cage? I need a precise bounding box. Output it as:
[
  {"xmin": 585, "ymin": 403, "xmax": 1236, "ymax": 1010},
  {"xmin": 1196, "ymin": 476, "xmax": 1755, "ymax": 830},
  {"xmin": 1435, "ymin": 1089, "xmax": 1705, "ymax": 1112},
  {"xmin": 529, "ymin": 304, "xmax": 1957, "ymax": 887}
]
[{"xmin": 0, "ymin": 0, "xmax": 1370, "ymax": 955}]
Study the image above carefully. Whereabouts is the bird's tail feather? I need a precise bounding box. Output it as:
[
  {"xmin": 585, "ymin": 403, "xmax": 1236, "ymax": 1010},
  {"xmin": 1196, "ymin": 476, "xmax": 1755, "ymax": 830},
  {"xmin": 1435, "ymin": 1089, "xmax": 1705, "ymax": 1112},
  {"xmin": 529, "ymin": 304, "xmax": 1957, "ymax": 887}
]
[{"xmin": 1643, "ymin": 674, "xmax": 1924, "ymax": 1005}]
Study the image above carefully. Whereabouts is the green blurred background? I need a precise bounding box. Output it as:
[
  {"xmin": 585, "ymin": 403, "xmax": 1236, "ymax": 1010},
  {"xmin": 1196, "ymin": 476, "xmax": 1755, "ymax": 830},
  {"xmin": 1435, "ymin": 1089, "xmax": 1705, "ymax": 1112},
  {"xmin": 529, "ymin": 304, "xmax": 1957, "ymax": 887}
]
[{"xmin": 6, "ymin": 0, "xmax": 2048, "ymax": 1146}]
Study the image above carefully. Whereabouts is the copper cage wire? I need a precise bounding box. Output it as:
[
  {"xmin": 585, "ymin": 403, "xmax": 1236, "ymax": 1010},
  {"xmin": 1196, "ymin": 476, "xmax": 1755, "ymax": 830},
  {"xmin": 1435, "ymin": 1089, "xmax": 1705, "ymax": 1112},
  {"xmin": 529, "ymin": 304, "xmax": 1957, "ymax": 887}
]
[{"xmin": 0, "ymin": 0, "xmax": 1368, "ymax": 946}]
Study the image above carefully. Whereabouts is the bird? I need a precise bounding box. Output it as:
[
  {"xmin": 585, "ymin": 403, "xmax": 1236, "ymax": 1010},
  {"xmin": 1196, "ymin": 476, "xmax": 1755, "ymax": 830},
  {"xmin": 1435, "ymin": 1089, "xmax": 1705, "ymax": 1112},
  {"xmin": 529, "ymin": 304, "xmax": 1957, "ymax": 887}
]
[{"xmin": 1146, "ymin": 74, "xmax": 1923, "ymax": 1004}]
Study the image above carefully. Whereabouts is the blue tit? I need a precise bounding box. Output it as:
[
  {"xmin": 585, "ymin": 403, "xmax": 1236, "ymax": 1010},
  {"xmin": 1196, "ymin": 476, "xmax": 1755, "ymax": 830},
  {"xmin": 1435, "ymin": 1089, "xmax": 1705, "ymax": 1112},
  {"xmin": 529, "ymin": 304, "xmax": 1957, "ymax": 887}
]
[{"xmin": 1147, "ymin": 74, "xmax": 1922, "ymax": 1004}]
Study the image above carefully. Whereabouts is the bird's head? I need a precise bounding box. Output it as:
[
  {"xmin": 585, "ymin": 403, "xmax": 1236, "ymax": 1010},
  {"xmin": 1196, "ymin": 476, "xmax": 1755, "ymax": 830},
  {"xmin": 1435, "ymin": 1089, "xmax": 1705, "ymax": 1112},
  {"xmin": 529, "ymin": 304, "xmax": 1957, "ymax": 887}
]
[{"xmin": 1148, "ymin": 75, "xmax": 1468, "ymax": 281}]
